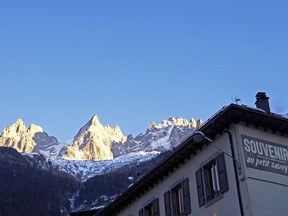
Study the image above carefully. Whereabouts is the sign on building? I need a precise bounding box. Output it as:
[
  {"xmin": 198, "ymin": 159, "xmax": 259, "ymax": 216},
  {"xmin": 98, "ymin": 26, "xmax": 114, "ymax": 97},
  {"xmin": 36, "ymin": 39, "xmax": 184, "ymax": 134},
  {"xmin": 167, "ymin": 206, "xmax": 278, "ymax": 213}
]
[{"xmin": 241, "ymin": 134, "xmax": 288, "ymax": 176}]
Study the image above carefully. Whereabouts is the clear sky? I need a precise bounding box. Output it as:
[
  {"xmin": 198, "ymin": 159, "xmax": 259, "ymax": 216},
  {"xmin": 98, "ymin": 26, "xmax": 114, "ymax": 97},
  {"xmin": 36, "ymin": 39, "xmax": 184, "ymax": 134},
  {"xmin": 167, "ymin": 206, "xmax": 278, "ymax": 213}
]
[{"xmin": 1, "ymin": 0, "xmax": 288, "ymax": 141}]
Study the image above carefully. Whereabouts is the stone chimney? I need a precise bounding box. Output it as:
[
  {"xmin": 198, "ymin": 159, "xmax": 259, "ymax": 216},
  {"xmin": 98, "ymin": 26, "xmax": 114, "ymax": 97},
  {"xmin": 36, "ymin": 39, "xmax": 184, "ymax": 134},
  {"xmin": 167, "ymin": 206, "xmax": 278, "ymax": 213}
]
[{"xmin": 255, "ymin": 92, "xmax": 271, "ymax": 113}]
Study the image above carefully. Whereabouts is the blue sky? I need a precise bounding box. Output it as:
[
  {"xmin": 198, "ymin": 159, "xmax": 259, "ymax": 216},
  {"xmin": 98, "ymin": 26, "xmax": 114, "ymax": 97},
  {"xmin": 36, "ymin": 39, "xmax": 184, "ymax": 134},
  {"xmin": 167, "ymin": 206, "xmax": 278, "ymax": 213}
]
[{"xmin": 1, "ymin": 0, "xmax": 288, "ymax": 141}]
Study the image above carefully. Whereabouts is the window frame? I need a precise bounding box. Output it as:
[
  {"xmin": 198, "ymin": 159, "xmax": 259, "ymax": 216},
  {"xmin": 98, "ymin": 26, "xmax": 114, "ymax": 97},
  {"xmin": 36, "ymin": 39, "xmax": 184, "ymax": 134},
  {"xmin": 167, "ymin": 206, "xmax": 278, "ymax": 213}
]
[
  {"xmin": 144, "ymin": 202, "xmax": 154, "ymax": 216},
  {"xmin": 203, "ymin": 158, "xmax": 221, "ymax": 200},
  {"xmin": 171, "ymin": 182, "xmax": 184, "ymax": 215},
  {"xmin": 196, "ymin": 152, "xmax": 228, "ymax": 207},
  {"xmin": 164, "ymin": 178, "xmax": 191, "ymax": 216},
  {"xmin": 139, "ymin": 197, "xmax": 159, "ymax": 216}
]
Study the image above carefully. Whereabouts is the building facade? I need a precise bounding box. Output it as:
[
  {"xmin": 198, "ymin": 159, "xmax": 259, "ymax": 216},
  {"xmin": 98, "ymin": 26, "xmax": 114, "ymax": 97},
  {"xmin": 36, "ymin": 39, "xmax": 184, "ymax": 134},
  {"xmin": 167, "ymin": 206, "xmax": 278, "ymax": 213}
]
[{"xmin": 94, "ymin": 93, "xmax": 288, "ymax": 216}]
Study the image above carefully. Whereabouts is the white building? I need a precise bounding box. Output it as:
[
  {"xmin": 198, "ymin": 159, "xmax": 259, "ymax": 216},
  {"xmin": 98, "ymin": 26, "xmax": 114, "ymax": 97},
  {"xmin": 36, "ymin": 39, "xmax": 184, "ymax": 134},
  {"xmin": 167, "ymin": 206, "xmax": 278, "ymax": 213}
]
[{"xmin": 94, "ymin": 92, "xmax": 288, "ymax": 216}]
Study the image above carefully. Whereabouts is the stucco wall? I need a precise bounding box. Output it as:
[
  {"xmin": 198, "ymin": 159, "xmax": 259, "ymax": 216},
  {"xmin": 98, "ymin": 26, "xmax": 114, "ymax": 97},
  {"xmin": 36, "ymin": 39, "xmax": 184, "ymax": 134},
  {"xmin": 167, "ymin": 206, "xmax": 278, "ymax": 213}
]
[{"xmin": 235, "ymin": 124, "xmax": 288, "ymax": 216}]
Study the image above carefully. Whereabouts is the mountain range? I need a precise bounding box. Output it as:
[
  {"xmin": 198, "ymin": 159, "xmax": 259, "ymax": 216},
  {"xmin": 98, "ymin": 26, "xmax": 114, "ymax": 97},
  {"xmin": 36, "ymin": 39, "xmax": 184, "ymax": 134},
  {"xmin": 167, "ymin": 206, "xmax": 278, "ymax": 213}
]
[
  {"xmin": 0, "ymin": 115, "xmax": 203, "ymax": 161},
  {"xmin": 1, "ymin": 110, "xmax": 287, "ymax": 215},
  {"xmin": 0, "ymin": 114, "xmax": 204, "ymax": 214}
]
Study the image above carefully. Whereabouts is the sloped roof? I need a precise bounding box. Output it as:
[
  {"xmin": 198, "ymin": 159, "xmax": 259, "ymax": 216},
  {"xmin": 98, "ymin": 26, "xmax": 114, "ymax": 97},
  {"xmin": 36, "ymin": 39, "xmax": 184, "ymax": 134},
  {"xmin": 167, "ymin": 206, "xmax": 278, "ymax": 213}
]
[{"xmin": 94, "ymin": 103, "xmax": 288, "ymax": 216}]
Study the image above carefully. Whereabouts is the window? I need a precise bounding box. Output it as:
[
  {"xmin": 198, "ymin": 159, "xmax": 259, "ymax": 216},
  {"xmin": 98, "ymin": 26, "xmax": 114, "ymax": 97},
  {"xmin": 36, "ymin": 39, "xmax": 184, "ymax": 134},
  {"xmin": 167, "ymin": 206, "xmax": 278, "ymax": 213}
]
[
  {"xmin": 204, "ymin": 158, "xmax": 220, "ymax": 200},
  {"xmin": 164, "ymin": 178, "xmax": 191, "ymax": 216},
  {"xmin": 196, "ymin": 153, "xmax": 228, "ymax": 207},
  {"xmin": 139, "ymin": 198, "xmax": 159, "ymax": 216},
  {"xmin": 171, "ymin": 183, "xmax": 184, "ymax": 215}
]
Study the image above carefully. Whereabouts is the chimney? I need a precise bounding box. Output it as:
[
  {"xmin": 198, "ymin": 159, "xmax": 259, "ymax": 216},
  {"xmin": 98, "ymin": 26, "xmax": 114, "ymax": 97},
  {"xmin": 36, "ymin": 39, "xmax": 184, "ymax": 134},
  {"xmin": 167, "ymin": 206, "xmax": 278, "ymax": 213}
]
[{"xmin": 255, "ymin": 92, "xmax": 271, "ymax": 113}]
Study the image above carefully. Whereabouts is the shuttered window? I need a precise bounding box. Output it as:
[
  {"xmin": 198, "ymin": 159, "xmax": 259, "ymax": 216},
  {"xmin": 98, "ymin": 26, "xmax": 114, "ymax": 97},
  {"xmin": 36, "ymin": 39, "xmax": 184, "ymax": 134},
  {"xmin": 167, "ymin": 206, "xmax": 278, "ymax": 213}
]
[
  {"xmin": 164, "ymin": 191, "xmax": 171, "ymax": 216},
  {"xmin": 139, "ymin": 198, "xmax": 160, "ymax": 216},
  {"xmin": 196, "ymin": 153, "xmax": 228, "ymax": 206},
  {"xmin": 217, "ymin": 153, "xmax": 228, "ymax": 193},
  {"xmin": 164, "ymin": 178, "xmax": 191, "ymax": 216},
  {"xmin": 152, "ymin": 198, "xmax": 160, "ymax": 216},
  {"xmin": 204, "ymin": 159, "xmax": 220, "ymax": 200},
  {"xmin": 196, "ymin": 168, "xmax": 205, "ymax": 207},
  {"xmin": 182, "ymin": 178, "xmax": 191, "ymax": 215},
  {"xmin": 139, "ymin": 209, "xmax": 144, "ymax": 216}
]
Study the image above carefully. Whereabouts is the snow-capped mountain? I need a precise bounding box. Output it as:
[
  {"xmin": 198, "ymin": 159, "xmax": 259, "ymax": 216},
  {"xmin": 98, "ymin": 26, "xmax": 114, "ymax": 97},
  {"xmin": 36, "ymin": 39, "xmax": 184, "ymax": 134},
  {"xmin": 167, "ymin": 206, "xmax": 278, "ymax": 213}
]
[
  {"xmin": 0, "ymin": 115, "xmax": 204, "ymax": 212},
  {"xmin": 111, "ymin": 117, "xmax": 203, "ymax": 157},
  {"xmin": 0, "ymin": 115, "xmax": 203, "ymax": 161},
  {"xmin": 60, "ymin": 115, "xmax": 203, "ymax": 160},
  {"xmin": 0, "ymin": 119, "xmax": 60, "ymax": 155}
]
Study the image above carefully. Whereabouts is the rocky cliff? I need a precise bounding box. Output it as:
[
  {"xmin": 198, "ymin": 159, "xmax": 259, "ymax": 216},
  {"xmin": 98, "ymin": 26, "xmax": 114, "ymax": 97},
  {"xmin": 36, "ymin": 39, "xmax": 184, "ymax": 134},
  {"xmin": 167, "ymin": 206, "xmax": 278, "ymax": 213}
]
[
  {"xmin": 0, "ymin": 119, "xmax": 59, "ymax": 155},
  {"xmin": 111, "ymin": 117, "xmax": 203, "ymax": 157},
  {"xmin": 59, "ymin": 115, "xmax": 127, "ymax": 160},
  {"xmin": 0, "ymin": 115, "xmax": 203, "ymax": 160}
]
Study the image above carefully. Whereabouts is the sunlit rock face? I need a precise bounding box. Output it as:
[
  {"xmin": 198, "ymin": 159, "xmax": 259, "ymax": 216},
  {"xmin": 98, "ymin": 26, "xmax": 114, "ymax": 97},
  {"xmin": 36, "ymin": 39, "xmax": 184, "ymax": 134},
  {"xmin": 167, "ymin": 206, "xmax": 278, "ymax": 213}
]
[
  {"xmin": 0, "ymin": 116, "xmax": 203, "ymax": 160},
  {"xmin": 60, "ymin": 115, "xmax": 127, "ymax": 160},
  {"xmin": 0, "ymin": 119, "xmax": 59, "ymax": 155},
  {"xmin": 111, "ymin": 117, "xmax": 203, "ymax": 158}
]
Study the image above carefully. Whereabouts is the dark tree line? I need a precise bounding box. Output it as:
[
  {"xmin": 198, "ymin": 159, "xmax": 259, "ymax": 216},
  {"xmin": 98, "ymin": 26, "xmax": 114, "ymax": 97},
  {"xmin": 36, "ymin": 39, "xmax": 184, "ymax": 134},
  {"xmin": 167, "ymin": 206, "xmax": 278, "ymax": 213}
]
[
  {"xmin": 0, "ymin": 147, "xmax": 79, "ymax": 216},
  {"xmin": 0, "ymin": 147, "xmax": 170, "ymax": 215}
]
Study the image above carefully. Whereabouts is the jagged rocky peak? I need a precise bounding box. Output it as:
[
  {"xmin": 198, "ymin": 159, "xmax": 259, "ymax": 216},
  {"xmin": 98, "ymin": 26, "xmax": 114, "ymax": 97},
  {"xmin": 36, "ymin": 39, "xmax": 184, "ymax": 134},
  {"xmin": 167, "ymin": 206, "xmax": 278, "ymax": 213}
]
[
  {"xmin": 197, "ymin": 119, "xmax": 204, "ymax": 128},
  {"xmin": 0, "ymin": 119, "xmax": 59, "ymax": 155},
  {"xmin": 1, "ymin": 118, "xmax": 26, "ymax": 137},
  {"xmin": 74, "ymin": 115, "xmax": 125, "ymax": 142},
  {"xmin": 112, "ymin": 124, "xmax": 121, "ymax": 131},
  {"xmin": 1, "ymin": 115, "xmax": 204, "ymax": 160},
  {"xmin": 112, "ymin": 116, "xmax": 203, "ymax": 158},
  {"xmin": 149, "ymin": 121, "xmax": 156, "ymax": 128},
  {"xmin": 61, "ymin": 115, "xmax": 127, "ymax": 160},
  {"xmin": 1, "ymin": 119, "xmax": 45, "ymax": 138},
  {"xmin": 148, "ymin": 116, "xmax": 201, "ymax": 129},
  {"xmin": 14, "ymin": 118, "xmax": 26, "ymax": 132},
  {"xmin": 27, "ymin": 124, "xmax": 44, "ymax": 134},
  {"xmin": 90, "ymin": 114, "xmax": 100, "ymax": 125}
]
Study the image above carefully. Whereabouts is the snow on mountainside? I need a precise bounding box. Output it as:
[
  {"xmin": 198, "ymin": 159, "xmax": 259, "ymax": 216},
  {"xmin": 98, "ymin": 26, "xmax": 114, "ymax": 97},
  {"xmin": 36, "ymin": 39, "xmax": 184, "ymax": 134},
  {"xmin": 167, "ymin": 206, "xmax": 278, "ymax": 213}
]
[{"xmin": 46, "ymin": 151, "xmax": 160, "ymax": 182}]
